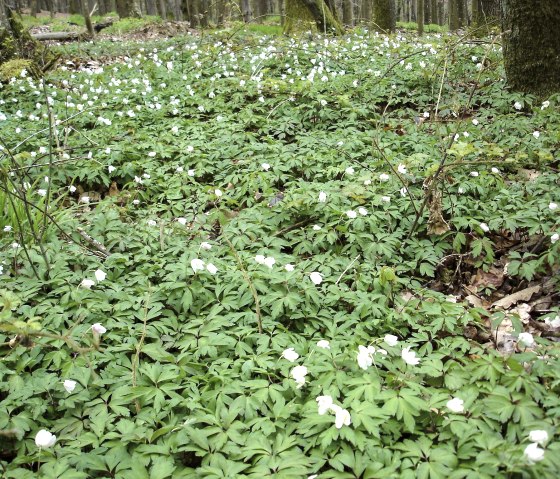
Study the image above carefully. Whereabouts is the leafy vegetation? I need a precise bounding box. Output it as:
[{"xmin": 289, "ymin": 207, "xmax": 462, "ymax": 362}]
[{"xmin": 0, "ymin": 26, "xmax": 559, "ymax": 478}]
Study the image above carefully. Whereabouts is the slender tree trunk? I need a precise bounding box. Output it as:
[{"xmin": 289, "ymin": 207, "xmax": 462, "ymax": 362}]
[
  {"xmin": 362, "ymin": 0, "xmax": 371, "ymax": 21},
  {"xmin": 373, "ymin": 0, "xmax": 395, "ymax": 32},
  {"xmin": 342, "ymin": 0, "xmax": 352, "ymax": 25},
  {"xmin": 146, "ymin": 0, "xmax": 156, "ymax": 15},
  {"xmin": 502, "ymin": 0, "xmax": 560, "ymax": 97},
  {"xmin": 157, "ymin": 0, "xmax": 166, "ymax": 18},
  {"xmin": 449, "ymin": 0, "xmax": 459, "ymax": 30},
  {"xmin": 241, "ymin": 0, "xmax": 251, "ymax": 21},
  {"xmin": 216, "ymin": 0, "xmax": 224, "ymax": 25},
  {"xmin": 417, "ymin": 0, "xmax": 423, "ymax": 33},
  {"xmin": 82, "ymin": 0, "xmax": 94, "ymax": 35}
]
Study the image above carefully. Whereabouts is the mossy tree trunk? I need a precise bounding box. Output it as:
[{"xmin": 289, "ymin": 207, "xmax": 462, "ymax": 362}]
[
  {"xmin": 502, "ymin": 0, "xmax": 560, "ymax": 97},
  {"xmin": 373, "ymin": 0, "xmax": 395, "ymax": 32},
  {"xmin": 283, "ymin": 0, "xmax": 343, "ymax": 34}
]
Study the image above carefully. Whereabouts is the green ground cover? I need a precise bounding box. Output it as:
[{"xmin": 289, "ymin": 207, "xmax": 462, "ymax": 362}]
[{"xmin": 0, "ymin": 27, "xmax": 559, "ymax": 478}]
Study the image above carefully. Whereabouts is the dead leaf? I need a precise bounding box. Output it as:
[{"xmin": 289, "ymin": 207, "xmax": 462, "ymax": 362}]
[
  {"xmin": 491, "ymin": 285, "xmax": 541, "ymax": 309},
  {"xmin": 470, "ymin": 266, "xmax": 504, "ymax": 290},
  {"xmin": 466, "ymin": 294, "xmax": 484, "ymax": 308}
]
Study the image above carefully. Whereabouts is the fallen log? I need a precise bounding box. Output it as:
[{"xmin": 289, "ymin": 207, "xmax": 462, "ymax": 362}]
[
  {"xmin": 31, "ymin": 20, "xmax": 113, "ymax": 42},
  {"xmin": 31, "ymin": 31, "xmax": 84, "ymax": 41}
]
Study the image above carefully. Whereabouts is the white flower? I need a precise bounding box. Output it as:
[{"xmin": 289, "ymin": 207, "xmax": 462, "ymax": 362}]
[
  {"xmin": 358, "ymin": 207, "xmax": 368, "ymax": 216},
  {"xmin": 400, "ymin": 187, "xmax": 408, "ymax": 197},
  {"xmin": 171, "ymin": 126, "xmax": 179, "ymax": 134},
  {"xmin": 312, "ymin": 225, "xmax": 322, "ymax": 231},
  {"xmin": 318, "ymin": 191, "xmax": 327, "ymax": 203},
  {"xmin": 35, "ymin": 430, "xmax": 56, "ymax": 448},
  {"xmin": 528, "ymin": 430, "xmax": 549, "ymax": 445},
  {"xmin": 544, "ymin": 315, "xmax": 560, "ymax": 328},
  {"xmin": 532, "ymin": 131, "xmax": 540, "ymax": 139},
  {"xmin": 472, "ymin": 118, "xmax": 479, "ymax": 125},
  {"xmin": 290, "ymin": 365, "xmax": 308, "ymax": 388},
  {"xmin": 551, "ymin": 233, "xmax": 559, "ymax": 244},
  {"xmin": 401, "ymin": 347, "xmax": 420, "ymax": 366},
  {"xmin": 346, "ymin": 210, "xmax": 357, "ymax": 219},
  {"xmin": 470, "ymin": 171, "xmax": 479, "ymax": 177},
  {"xmin": 331, "ymin": 404, "xmax": 352, "ymax": 429},
  {"xmin": 518, "ymin": 332, "xmax": 534, "ymax": 347},
  {"xmin": 80, "ymin": 279, "xmax": 95, "ymax": 289},
  {"xmin": 364, "ymin": 179, "xmax": 372, "ymax": 186},
  {"xmin": 3, "ymin": 225, "xmax": 12, "ymax": 232},
  {"xmin": 177, "ymin": 217, "xmax": 187, "ymax": 225},
  {"xmin": 317, "ymin": 340, "xmax": 330, "ymax": 349},
  {"xmin": 108, "ymin": 165, "xmax": 116, "ymax": 173},
  {"xmin": 68, "ymin": 185, "xmax": 77, "ymax": 193},
  {"xmin": 94, "ymin": 269, "xmax": 106, "ymax": 282},
  {"xmin": 491, "ymin": 167, "xmax": 500, "ymax": 174},
  {"xmin": 206, "ymin": 263, "xmax": 218, "ymax": 274},
  {"xmin": 147, "ymin": 219, "xmax": 157, "ymax": 226},
  {"xmin": 309, "ymin": 272, "xmax": 322, "ymax": 285},
  {"xmin": 316, "ymin": 395, "xmax": 333, "ymax": 415},
  {"xmin": 381, "ymin": 196, "xmax": 391, "ymax": 203},
  {"xmin": 214, "ymin": 189, "xmax": 223, "ymax": 197},
  {"xmin": 345, "ymin": 166, "xmax": 355, "ymax": 175},
  {"xmin": 282, "ymin": 348, "xmax": 299, "ymax": 362},
  {"xmin": 264, "ymin": 256, "xmax": 276, "ymax": 268},
  {"xmin": 176, "ymin": 166, "xmax": 184, "ymax": 172},
  {"xmin": 357, "ymin": 345, "xmax": 375, "ymax": 370},
  {"xmin": 255, "ymin": 254, "xmax": 266, "ymax": 264},
  {"xmin": 12, "ymin": 242, "xmax": 20, "ymax": 249},
  {"xmin": 549, "ymin": 202, "xmax": 558, "ymax": 210},
  {"xmin": 480, "ymin": 222, "xmax": 490, "ymax": 233},
  {"xmin": 186, "ymin": 145, "xmax": 194, "ymax": 153},
  {"xmin": 514, "ymin": 101, "xmax": 522, "ymax": 110},
  {"xmin": 379, "ymin": 173, "xmax": 390, "ymax": 182},
  {"xmin": 524, "ymin": 442, "xmax": 545, "ymax": 463},
  {"xmin": 63, "ymin": 379, "xmax": 77, "ymax": 393},
  {"xmin": 148, "ymin": 151, "xmax": 156, "ymax": 157},
  {"xmin": 188, "ymin": 169, "xmax": 195, "ymax": 177},
  {"xmin": 397, "ymin": 164, "xmax": 407, "ymax": 174},
  {"xmin": 37, "ymin": 189, "xmax": 47, "ymax": 197},
  {"xmin": 92, "ymin": 323, "xmax": 106, "ymax": 334},
  {"xmin": 384, "ymin": 334, "xmax": 399, "ymax": 346},
  {"xmin": 285, "ymin": 264, "xmax": 294, "ymax": 272},
  {"xmin": 191, "ymin": 258, "xmax": 205, "ymax": 272},
  {"xmin": 200, "ymin": 242, "xmax": 212, "ymax": 250},
  {"xmin": 446, "ymin": 397, "xmax": 464, "ymax": 413},
  {"xmin": 261, "ymin": 163, "xmax": 271, "ymax": 171}
]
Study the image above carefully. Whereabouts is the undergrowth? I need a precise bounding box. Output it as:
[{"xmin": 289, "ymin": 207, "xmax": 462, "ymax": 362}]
[{"xmin": 0, "ymin": 28, "xmax": 559, "ymax": 479}]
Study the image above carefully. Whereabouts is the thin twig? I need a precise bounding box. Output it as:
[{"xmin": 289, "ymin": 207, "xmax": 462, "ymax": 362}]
[{"xmin": 335, "ymin": 255, "xmax": 360, "ymax": 285}]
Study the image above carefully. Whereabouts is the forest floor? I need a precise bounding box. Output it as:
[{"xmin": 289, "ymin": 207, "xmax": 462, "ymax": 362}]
[{"xmin": 0, "ymin": 24, "xmax": 559, "ymax": 478}]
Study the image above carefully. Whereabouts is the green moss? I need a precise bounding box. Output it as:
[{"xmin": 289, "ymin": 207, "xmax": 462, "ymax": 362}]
[
  {"xmin": 0, "ymin": 59, "xmax": 39, "ymax": 82},
  {"xmin": 283, "ymin": 0, "xmax": 343, "ymax": 35}
]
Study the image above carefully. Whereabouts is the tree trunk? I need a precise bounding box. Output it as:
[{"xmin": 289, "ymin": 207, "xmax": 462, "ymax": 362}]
[
  {"xmin": 283, "ymin": 0, "xmax": 343, "ymax": 34},
  {"xmin": 449, "ymin": 0, "xmax": 459, "ymax": 30},
  {"xmin": 362, "ymin": 0, "xmax": 372, "ymax": 21},
  {"xmin": 216, "ymin": 0, "xmax": 224, "ymax": 25},
  {"xmin": 198, "ymin": 0, "xmax": 207, "ymax": 26},
  {"xmin": 146, "ymin": 0, "xmax": 156, "ymax": 15},
  {"xmin": 417, "ymin": 0, "xmax": 423, "ymax": 33},
  {"xmin": 472, "ymin": 0, "xmax": 499, "ymax": 33},
  {"xmin": 502, "ymin": 0, "xmax": 560, "ymax": 97},
  {"xmin": 241, "ymin": 0, "xmax": 251, "ymax": 22},
  {"xmin": 82, "ymin": 0, "xmax": 94, "ymax": 35},
  {"xmin": 373, "ymin": 0, "xmax": 395, "ymax": 32},
  {"xmin": 342, "ymin": 0, "xmax": 353, "ymax": 26},
  {"xmin": 457, "ymin": 0, "xmax": 465, "ymax": 27},
  {"xmin": 157, "ymin": 0, "xmax": 166, "ymax": 19}
]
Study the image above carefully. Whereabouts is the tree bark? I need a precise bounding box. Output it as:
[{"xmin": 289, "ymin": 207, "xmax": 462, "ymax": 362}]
[
  {"xmin": 342, "ymin": 0, "xmax": 353, "ymax": 26},
  {"xmin": 283, "ymin": 0, "xmax": 343, "ymax": 34},
  {"xmin": 82, "ymin": 0, "xmax": 94, "ymax": 35},
  {"xmin": 417, "ymin": 0, "xmax": 423, "ymax": 33},
  {"xmin": 502, "ymin": 0, "xmax": 560, "ymax": 97},
  {"xmin": 449, "ymin": 0, "xmax": 459, "ymax": 30},
  {"xmin": 241, "ymin": 0, "xmax": 251, "ymax": 22},
  {"xmin": 373, "ymin": 0, "xmax": 395, "ymax": 32}
]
